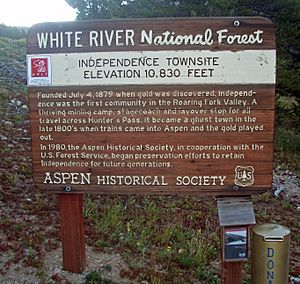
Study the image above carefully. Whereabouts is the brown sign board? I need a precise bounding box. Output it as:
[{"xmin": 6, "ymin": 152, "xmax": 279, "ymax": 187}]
[{"xmin": 27, "ymin": 17, "xmax": 276, "ymax": 195}]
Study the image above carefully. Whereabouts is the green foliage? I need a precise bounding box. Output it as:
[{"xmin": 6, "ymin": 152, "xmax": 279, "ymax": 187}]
[
  {"xmin": 84, "ymin": 196, "xmax": 220, "ymax": 282},
  {"xmin": 95, "ymin": 202, "xmax": 123, "ymax": 234},
  {"xmin": 277, "ymin": 96, "xmax": 299, "ymax": 112},
  {"xmin": 65, "ymin": 0, "xmax": 124, "ymax": 19},
  {"xmin": 276, "ymin": 95, "xmax": 300, "ymax": 128},
  {"xmin": 0, "ymin": 36, "xmax": 26, "ymax": 93},
  {"xmin": 85, "ymin": 270, "xmax": 112, "ymax": 284},
  {"xmin": 0, "ymin": 87, "xmax": 9, "ymax": 108},
  {"xmin": 275, "ymin": 127, "xmax": 300, "ymax": 173},
  {"xmin": 275, "ymin": 127, "xmax": 300, "ymax": 154},
  {"xmin": 196, "ymin": 265, "xmax": 219, "ymax": 283},
  {"xmin": 84, "ymin": 195, "xmax": 98, "ymax": 218},
  {"xmin": 0, "ymin": 24, "xmax": 27, "ymax": 39},
  {"xmin": 0, "ymin": 37, "xmax": 26, "ymax": 63},
  {"xmin": 177, "ymin": 232, "xmax": 217, "ymax": 269}
]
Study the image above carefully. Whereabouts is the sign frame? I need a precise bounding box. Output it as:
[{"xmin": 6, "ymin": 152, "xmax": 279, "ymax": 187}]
[{"xmin": 27, "ymin": 17, "xmax": 276, "ymax": 196}]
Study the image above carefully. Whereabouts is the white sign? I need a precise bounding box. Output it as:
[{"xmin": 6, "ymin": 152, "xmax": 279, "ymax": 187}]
[{"xmin": 27, "ymin": 50, "xmax": 276, "ymax": 86}]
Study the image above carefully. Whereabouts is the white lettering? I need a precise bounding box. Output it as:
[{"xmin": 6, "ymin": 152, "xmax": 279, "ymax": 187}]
[
  {"xmin": 43, "ymin": 172, "xmax": 91, "ymax": 184},
  {"xmin": 89, "ymin": 29, "xmax": 135, "ymax": 47},
  {"xmin": 141, "ymin": 29, "xmax": 213, "ymax": 46},
  {"xmin": 96, "ymin": 175, "xmax": 168, "ymax": 186},
  {"xmin": 36, "ymin": 31, "xmax": 82, "ymax": 48},
  {"xmin": 37, "ymin": 33, "xmax": 48, "ymax": 48},
  {"xmin": 217, "ymin": 29, "xmax": 264, "ymax": 45},
  {"xmin": 176, "ymin": 176, "xmax": 226, "ymax": 186}
]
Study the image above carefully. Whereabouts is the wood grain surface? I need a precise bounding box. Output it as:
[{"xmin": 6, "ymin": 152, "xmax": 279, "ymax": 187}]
[{"xmin": 27, "ymin": 18, "xmax": 276, "ymax": 195}]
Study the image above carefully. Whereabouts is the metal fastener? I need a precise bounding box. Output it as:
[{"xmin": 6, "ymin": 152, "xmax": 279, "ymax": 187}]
[
  {"xmin": 233, "ymin": 20, "xmax": 240, "ymax": 27},
  {"xmin": 65, "ymin": 186, "xmax": 72, "ymax": 192},
  {"xmin": 233, "ymin": 185, "xmax": 239, "ymax": 191}
]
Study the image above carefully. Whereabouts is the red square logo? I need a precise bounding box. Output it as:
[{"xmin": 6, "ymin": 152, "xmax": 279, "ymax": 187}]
[{"xmin": 31, "ymin": 58, "xmax": 49, "ymax": 77}]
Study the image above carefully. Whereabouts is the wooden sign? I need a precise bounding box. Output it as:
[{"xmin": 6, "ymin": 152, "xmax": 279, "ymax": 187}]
[{"xmin": 27, "ymin": 17, "xmax": 276, "ymax": 195}]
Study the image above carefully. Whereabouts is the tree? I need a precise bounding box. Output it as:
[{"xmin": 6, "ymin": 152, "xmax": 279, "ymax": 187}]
[
  {"xmin": 65, "ymin": 0, "xmax": 124, "ymax": 19},
  {"xmin": 0, "ymin": 24, "xmax": 27, "ymax": 39}
]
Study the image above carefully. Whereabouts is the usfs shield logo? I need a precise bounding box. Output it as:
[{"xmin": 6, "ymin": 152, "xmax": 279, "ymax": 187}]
[{"xmin": 234, "ymin": 166, "xmax": 255, "ymax": 187}]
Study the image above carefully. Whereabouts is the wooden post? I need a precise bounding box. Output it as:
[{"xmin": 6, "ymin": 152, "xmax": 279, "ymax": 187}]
[
  {"xmin": 221, "ymin": 262, "xmax": 243, "ymax": 284},
  {"xmin": 220, "ymin": 226, "xmax": 243, "ymax": 284},
  {"xmin": 59, "ymin": 193, "xmax": 86, "ymax": 273}
]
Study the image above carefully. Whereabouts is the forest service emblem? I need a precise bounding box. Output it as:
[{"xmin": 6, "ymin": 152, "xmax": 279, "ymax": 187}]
[{"xmin": 234, "ymin": 166, "xmax": 255, "ymax": 187}]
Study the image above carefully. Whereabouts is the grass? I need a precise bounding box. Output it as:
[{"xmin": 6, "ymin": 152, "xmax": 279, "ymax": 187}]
[
  {"xmin": 0, "ymin": 36, "xmax": 26, "ymax": 95},
  {"xmin": 0, "ymin": 37, "xmax": 26, "ymax": 62},
  {"xmin": 81, "ymin": 191, "xmax": 300, "ymax": 283},
  {"xmin": 85, "ymin": 270, "xmax": 112, "ymax": 284},
  {"xmin": 84, "ymin": 195, "xmax": 220, "ymax": 283}
]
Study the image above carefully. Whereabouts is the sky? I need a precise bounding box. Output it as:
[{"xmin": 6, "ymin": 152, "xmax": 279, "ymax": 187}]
[{"xmin": 0, "ymin": 0, "xmax": 77, "ymax": 27}]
